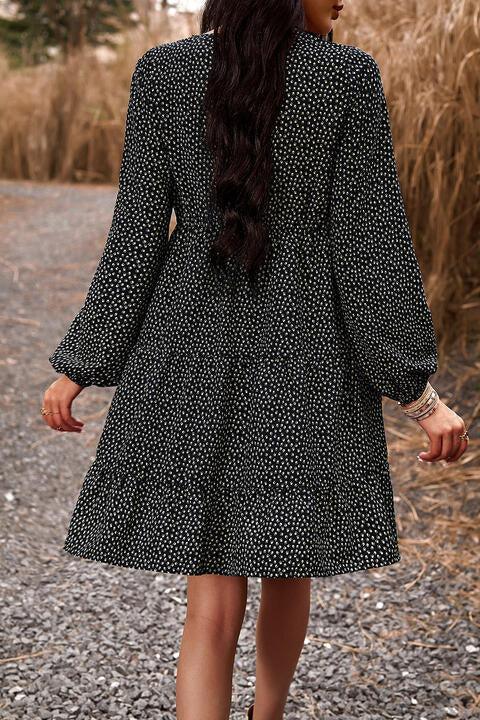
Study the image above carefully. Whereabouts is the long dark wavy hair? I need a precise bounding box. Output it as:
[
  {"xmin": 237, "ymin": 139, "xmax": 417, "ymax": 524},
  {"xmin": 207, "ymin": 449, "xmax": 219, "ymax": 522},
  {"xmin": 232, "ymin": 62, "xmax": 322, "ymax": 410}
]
[{"xmin": 199, "ymin": 1, "xmax": 333, "ymax": 286}]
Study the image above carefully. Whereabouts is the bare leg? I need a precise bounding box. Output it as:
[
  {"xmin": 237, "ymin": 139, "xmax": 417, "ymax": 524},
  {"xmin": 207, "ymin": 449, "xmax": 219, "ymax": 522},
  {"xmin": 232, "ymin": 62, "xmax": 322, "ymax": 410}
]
[
  {"xmin": 176, "ymin": 574, "xmax": 248, "ymax": 720},
  {"xmin": 253, "ymin": 577, "xmax": 311, "ymax": 720}
]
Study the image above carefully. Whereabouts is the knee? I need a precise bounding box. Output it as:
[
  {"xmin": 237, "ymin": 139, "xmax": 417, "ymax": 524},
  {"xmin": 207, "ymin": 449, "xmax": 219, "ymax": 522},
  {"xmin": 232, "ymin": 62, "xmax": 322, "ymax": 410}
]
[
  {"xmin": 185, "ymin": 608, "xmax": 244, "ymax": 645},
  {"xmin": 184, "ymin": 575, "xmax": 248, "ymax": 644}
]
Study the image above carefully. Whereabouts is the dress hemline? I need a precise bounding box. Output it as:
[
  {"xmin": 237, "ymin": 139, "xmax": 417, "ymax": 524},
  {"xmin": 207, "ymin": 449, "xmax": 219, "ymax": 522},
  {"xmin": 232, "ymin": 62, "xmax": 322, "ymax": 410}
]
[{"xmin": 62, "ymin": 543, "xmax": 402, "ymax": 579}]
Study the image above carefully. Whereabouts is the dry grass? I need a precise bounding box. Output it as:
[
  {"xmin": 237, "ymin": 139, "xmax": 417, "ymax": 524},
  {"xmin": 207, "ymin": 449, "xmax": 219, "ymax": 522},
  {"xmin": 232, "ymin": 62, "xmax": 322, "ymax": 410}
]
[
  {"xmin": 336, "ymin": 0, "xmax": 480, "ymax": 354},
  {"xmin": 0, "ymin": 10, "xmax": 197, "ymax": 182}
]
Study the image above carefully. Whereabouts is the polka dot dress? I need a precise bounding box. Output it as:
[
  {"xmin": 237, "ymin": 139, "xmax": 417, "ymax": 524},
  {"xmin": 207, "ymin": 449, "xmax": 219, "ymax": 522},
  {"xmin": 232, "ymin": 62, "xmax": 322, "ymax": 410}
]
[{"xmin": 48, "ymin": 30, "xmax": 438, "ymax": 578}]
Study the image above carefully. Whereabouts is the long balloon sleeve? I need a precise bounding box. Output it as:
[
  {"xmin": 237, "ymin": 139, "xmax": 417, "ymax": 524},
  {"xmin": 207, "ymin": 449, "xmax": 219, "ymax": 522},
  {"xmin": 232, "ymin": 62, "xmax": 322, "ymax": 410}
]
[
  {"xmin": 328, "ymin": 54, "xmax": 438, "ymax": 405},
  {"xmin": 48, "ymin": 48, "xmax": 174, "ymax": 387}
]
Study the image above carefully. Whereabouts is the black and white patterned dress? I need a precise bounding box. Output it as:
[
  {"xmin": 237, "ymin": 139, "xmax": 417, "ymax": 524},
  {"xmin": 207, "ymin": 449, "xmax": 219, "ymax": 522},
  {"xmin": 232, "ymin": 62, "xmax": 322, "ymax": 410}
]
[{"xmin": 48, "ymin": 29, "xmax": 438, "ymax": 578}]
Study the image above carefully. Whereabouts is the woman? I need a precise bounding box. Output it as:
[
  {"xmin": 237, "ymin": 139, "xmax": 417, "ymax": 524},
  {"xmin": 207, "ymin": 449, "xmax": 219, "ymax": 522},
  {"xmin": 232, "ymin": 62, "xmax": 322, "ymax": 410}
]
[{"xmin": 42, "ymin": 0, "xmax": 469, "ymax": 718}]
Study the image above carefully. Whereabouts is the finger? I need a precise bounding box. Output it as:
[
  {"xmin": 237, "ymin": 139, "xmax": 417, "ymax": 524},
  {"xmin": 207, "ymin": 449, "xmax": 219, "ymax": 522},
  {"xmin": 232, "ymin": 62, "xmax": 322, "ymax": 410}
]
[
  {"xmin": 458, "ymin": 437, "xmax": 469, "ymax": 459},
  {"xmin": 49, "ymin": 404, "xmax": 68, "ymax": 432},
  {"xmin": 439, "ymin": 431, "xmax": 454, "ymax": 461},
  {"xmin": 65, "ymin": 405, "xmax": 84, "ymax": 428},
  {"xmin": 445, "ymin": 422, "xmax": 467, "ymax": 462},
  {"xmin": 446, "ymin": 438, "xmax": 468, "ymax": 463},
  {"xmin": 57, "ymin": 402, "xmax": 82, "ymax": 432},
  {"xmin": 70, "ymin": 414, "xmax": 84, "ymax": 427},
  {"xmin": 418, "ymin": 433, "xmax": 443, "ymax": 462},
  {"xmin": 42, "ymin": 403, "xmax": 60, "ymax": 431},
  {"xmin": 446, "ymin": 429, "xmax": 462, "ymax": 461},
  {"xmin": 41, "ymin": 404, "xmax": 53, "ymax": 428},
  {"xmin": 446, "ymin": 424, "xmax": 469, "ymax": 462},
  {"xmin": 41, "ymin": 392, "xmax": 54, "ymax": 428}
]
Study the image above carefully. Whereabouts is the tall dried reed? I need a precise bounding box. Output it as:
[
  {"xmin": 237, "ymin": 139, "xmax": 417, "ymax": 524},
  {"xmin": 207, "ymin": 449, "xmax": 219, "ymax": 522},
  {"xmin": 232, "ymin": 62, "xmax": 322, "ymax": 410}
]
[
  {"xmin": 0, "ymin": 12, "xmax": 194, "ymax": 182},
  {"xmin": 337, "ymin": 0, "xmax": 480, "ymax": 355}
]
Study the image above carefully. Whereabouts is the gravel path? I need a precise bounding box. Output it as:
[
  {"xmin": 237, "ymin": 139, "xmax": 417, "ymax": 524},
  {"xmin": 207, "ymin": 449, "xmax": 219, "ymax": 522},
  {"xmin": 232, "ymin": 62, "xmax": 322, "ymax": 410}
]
[{"xmin": 0, "ymin": 179, "xmax": 478, "ymax": 719}]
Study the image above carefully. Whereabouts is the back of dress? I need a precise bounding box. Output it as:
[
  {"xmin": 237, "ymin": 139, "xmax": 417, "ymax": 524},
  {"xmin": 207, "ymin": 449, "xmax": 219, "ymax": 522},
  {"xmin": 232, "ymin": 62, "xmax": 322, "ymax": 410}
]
[{"xmin": 49, "ymin": 30, "xmax": 438, "ymax": 578}]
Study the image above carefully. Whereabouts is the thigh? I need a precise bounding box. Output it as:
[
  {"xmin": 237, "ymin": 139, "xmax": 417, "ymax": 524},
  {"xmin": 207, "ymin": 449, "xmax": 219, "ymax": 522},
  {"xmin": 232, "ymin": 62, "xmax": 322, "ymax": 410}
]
[{"xmin": 260, "ymin": 577, "xmax": 311, "ymax": 607}]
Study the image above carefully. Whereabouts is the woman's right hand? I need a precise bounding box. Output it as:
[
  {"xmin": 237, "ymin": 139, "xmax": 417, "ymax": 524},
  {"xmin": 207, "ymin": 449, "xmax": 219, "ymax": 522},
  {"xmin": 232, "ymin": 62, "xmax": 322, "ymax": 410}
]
[
  {"xmin": 416, "ymin": 399, "xmax": 469, "ymax": 464},
  {"xmin": 41, "ymin": 375, "xmax": 85, "ymax": 433}
]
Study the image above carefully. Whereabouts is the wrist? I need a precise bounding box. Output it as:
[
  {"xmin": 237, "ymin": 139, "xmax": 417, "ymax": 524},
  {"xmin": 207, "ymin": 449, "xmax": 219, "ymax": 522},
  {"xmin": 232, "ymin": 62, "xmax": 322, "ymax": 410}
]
[{"xmin": 398, "ymin": 381, "xmax": 440, "ymax": 421}]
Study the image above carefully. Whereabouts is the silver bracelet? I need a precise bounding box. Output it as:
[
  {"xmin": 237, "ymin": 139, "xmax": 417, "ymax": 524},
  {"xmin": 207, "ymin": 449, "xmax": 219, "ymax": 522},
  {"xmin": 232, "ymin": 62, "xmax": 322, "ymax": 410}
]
[
  {"xmin": 413, "ymin": 401, "xmax": 439, "ymax": 421},
  {"xmin": 406, "ymin": 389, "xmax": 438, "ymax": 418},
  {"xmin": 399, "ymin": 382, "xmax": 440, "ymax": 420}
]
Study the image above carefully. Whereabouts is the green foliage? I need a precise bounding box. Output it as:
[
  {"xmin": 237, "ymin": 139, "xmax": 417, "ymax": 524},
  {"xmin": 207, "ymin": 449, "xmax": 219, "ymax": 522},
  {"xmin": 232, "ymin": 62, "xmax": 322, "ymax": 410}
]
[{"xmin": 0, "ymin": 0, "xmax": 139, "ymax": 65}]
